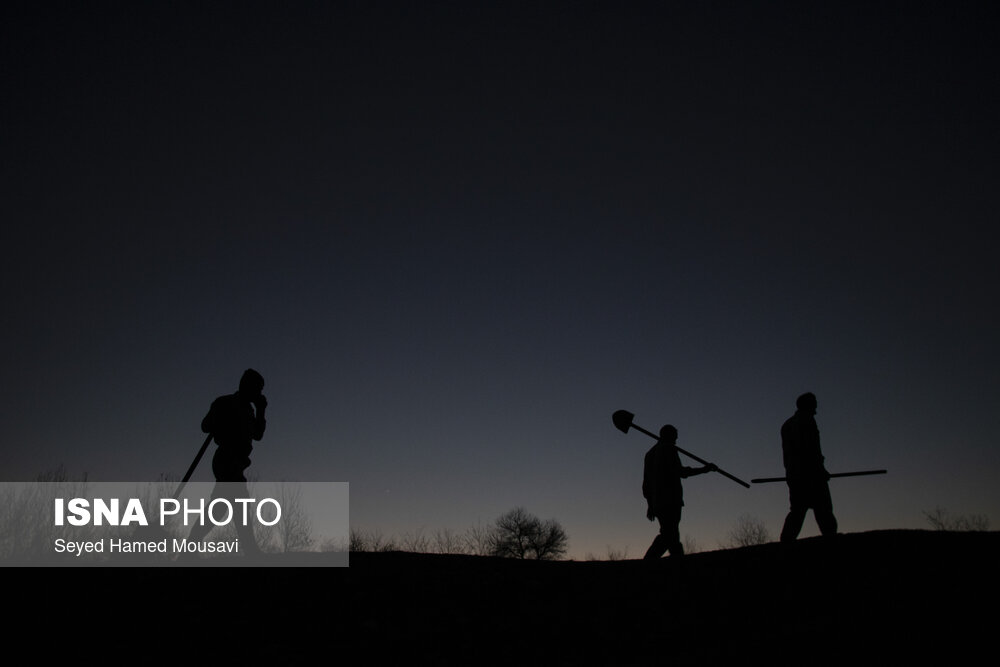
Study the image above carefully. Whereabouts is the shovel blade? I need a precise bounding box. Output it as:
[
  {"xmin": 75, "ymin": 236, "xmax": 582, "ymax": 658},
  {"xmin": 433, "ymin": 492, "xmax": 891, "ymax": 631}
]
[{"xmin": 612, "ymin": 410, "xmax": 635, "ymax": 434}]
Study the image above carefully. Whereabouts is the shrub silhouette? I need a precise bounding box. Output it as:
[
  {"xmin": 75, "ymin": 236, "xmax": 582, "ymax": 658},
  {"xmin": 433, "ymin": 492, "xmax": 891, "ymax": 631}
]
[
  {"xmin": 724, "ymin": 513, "xmax": 771, "ymax": 548},
  {"xmin": 488, "ymin": 507, "xmax": 568, "ymax": 560},
  {"xmin": 923, "ymin": 507, "xmax": 990, "ymax": 531}
]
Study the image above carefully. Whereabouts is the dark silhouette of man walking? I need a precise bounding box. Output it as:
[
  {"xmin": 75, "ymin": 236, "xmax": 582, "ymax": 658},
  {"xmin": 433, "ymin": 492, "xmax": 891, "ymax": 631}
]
[
  {"xmin": 186, "ymin": 368, "xmax": 268, "ymax": 554},
  {"xmin": 643, "ymin": 425, "xmax": 716, "ymax": 559},
  {"xmin": 779, "ymin": 392, "xmax": 838, "ymax": 542}
]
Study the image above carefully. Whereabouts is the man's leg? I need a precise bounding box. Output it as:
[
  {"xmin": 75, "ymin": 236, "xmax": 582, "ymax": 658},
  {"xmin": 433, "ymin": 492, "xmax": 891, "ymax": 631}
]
[
  {"xmin": 780, "ymin": 508, "xmax": 806, "ymax": 542},
  {"xmin": 813, "ymin": 483, "xmax": 838, "ymax": 537},
  {"xmin": 185, "ymin": 481, "xmax": 220, "ymax": 544},
  {"xmin": 187, "ymin": 479, "xmax": 260, "ymax": 555},
  {"xmin": 781, "ymin": 483, "xmax": 808, "ymax": 542},
  {"xmin": 644, "ymin": 510, "xmax": 682, "ymax": 560},
  {"xmin": 186, "ymin": 521, "xmax": 212, "ymax": 544},
  {"xmin": 642, "ymin": 507, "xmax": 683, "ymax": 559},
  {"xmin": 644, "ymin": 533, "xmax": 669, "ymax": 560},
  {"xmin": 664, "ymin": 506, "xmax": 684, "ymax": 556},
  {"xmin": 218, "ymin": 480, "xmax": 260, "ymax": 555}
]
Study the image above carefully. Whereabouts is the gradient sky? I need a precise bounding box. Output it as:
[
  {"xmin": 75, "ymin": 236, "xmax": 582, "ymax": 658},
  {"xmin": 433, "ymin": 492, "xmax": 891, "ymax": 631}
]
[{"xmin": 3, "ymin": 1, "xmax": 998, "ymax": 559}]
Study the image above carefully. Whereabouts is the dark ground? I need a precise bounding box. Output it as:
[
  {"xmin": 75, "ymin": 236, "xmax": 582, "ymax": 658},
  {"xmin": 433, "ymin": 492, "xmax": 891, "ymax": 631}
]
[{"xmin": 16, "ymin": 530, "xmax": 995, "ymax": 664}]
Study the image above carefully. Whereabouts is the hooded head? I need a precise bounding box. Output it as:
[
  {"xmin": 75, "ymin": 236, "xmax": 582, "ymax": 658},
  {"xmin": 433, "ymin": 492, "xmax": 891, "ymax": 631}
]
[{"xmin": 239, "ymin": 368, "xmax": 265, "ymax": 398}]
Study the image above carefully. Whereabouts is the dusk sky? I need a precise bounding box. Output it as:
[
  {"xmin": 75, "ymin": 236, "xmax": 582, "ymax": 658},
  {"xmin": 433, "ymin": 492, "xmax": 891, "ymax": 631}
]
[{"xmin": 3, "ymin": 1, "xmax": 998, "ymax": 558}]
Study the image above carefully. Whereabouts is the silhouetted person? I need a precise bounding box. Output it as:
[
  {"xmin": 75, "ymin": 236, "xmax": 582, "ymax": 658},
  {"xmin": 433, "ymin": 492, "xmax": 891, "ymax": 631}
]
[
  {"xmin": 779, "ymin": 392, "xmax": 838, "ymax": 542},
  {"xmin": 186, "ymin": 368, "xmax": 267, "ymax": 555},
  {"xmin": 643, "ymin": 425, "xmax": 716, "ymax": 559}
]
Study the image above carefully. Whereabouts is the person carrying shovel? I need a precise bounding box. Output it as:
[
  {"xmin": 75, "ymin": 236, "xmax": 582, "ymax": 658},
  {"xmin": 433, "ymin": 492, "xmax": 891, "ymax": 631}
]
[
  {"xmin": 642, "ymin": 424, "xmax": 717, "ymax": 559},
  {"xmin": 612, "ymin": 410, "xmax": 748, "ymax": 559},
  {"xmin": 185, "ymin": 368, "xmax": 268, "ymax": 555}
]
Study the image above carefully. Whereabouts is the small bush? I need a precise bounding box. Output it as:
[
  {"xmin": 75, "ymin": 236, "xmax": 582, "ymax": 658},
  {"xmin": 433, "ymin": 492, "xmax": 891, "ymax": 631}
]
[{"xmin": 923, "ymin": 507, "xmax": 990, "ymax": 532}]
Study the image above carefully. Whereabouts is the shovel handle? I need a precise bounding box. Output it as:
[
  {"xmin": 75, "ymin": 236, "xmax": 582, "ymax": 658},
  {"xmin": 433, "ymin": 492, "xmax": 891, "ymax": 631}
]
[
  {"xmin": 628, "ymin": 422, "xmax": 750, "ymax": 488},
  {"xmin": 172, "ymin": 433, "xmax": 214, "ymax": 499},
  {"xmin": 751, "ymin": 469, "xmax": 887, "ymax": 484}
]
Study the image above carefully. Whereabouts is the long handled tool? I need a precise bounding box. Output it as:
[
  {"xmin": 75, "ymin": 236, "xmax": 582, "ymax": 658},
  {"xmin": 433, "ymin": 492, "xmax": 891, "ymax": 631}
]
[
  {"xmin": 612, "ymin": 410, "xmax": 750, "ymax": 488},
  {"xmin": 751, "ymin": 469, "xmax": 887, "ymax": 484},
  {"xmin": 172, "ymin": 433, "xmax": 213, "ymax": 500}
]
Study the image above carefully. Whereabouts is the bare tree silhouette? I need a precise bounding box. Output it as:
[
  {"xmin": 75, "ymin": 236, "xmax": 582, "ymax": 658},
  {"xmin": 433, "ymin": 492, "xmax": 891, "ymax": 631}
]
[
  {"xmin": 461, "ymin": 520, "xmax": 495, "ymax": 556},
  {"xmin": 585, "ymin": 545, "xmax": 630, "ymax": 561},
  {"xmin": 488, "ymin": 507, "xmax": 568, "ymax": 560},
  {"xmin": 0, "ymin": 468, "xmax": 94, "ymax": 562},
  {"xmin": 349, "ymin": 527, "xmax": 399, "ymax": 552},
  {"xmin": 923, "ymin": 506, "xmax": 990, "ymax": 532},
  {"xmin": 724, "ymin": 513, "xmax": 771, "ymax": 548},
  {"xmin": 432, "ymin": 527, "xmax": 467, "ymax": 554},
  {"xmin": 270, "ymin": 481, "xmax": 314, "ymax": 552}
]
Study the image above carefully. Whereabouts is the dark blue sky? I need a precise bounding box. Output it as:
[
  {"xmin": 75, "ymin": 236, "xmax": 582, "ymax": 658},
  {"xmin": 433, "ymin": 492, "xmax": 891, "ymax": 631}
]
[{"xmin": 3, "ymin": 1, "xmax": 998, "ymax": 557}]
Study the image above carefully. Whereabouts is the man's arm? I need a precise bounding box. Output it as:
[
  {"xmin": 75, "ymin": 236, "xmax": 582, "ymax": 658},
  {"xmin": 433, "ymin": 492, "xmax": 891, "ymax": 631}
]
[
  {"xmin": 251, "ymin": 394, "xmax": 267, "ymax": 441},
  {"xmin": 643, "ymin": 450, "xmax": 655, "ymax": 520},
  {"xmin": 680, "ymin": 464, "xmax": 717, "ymax": 478},
  {"xmin": 201, "ymin": 399, "xmax": 217, "ymax": 434}
]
